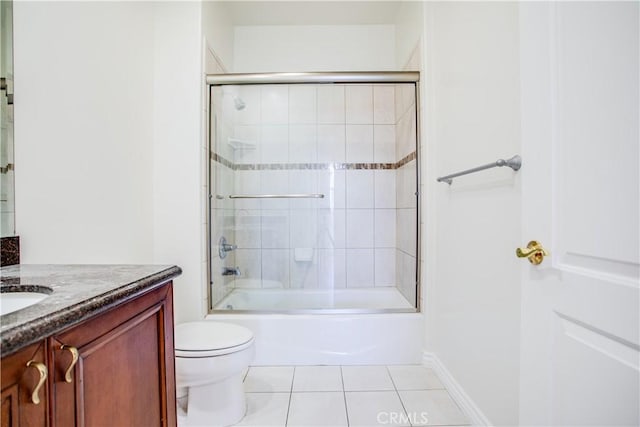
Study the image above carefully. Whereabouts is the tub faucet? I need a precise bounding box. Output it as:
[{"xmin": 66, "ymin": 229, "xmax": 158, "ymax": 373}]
[{"xmin": 222, "ymin": 267, "xmax": 241, "ymax": 276}]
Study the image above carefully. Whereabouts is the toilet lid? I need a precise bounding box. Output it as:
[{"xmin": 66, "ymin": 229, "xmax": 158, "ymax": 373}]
[{"xmin": 175, "ymin": 321, "xmax": 254, "ymax": 353}]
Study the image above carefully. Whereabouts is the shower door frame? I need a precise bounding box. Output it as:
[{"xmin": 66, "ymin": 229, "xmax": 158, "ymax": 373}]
[{"xmin": 206, "ymin": 72, "xmax": 422, "ymax": 314}]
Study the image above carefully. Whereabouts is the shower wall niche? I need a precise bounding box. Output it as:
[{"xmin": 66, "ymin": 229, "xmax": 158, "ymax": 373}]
[{"xmin": 209, "ymin": 80, "xmax": 418, "ymax": 312}]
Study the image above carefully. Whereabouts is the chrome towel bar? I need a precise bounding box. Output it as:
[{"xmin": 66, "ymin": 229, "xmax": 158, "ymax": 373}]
[
  {"xmin": 229, "ymin": 194, "xmax": 325, "ymax": 199},
  {"xmin": 437, "ymin": 155, "xmax": 522, "ymax": 185}
]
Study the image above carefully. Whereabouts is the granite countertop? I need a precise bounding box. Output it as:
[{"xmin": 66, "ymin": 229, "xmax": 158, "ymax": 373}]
[{"xmin": 0, "ymin": 264, "xmax": 182, "ymax": 356}]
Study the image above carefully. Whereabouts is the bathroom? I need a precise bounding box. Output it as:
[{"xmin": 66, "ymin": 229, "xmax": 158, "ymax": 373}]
[{"xmin": 1, "ymin": 1, "xmax": 638, "ymax": 426}]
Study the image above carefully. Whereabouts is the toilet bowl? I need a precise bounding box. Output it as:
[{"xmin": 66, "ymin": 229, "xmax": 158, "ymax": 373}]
[{"xmin": 175, "ymin": 321, "xmax": 255, "ymax": 427}]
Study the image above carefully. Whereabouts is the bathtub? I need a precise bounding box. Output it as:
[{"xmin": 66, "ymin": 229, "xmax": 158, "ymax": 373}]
[{"xmin": 207, "ymin": 287, "xmax": 423, "ymax": 365}]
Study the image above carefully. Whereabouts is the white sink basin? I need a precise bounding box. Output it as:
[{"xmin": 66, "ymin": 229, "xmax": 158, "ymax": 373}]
[{"xmin": 0, "ymin": 291, "xmax": 50, "ymax": 316}]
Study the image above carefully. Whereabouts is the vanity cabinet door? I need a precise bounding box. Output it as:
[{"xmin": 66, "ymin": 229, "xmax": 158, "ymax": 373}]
[
  {"xmin": 49, "ymin": 282, "xmax": 176, "ymax": 427},
  {"xmin": 1, "ymin": 342, "xmax": 49, "ymax": 427}
]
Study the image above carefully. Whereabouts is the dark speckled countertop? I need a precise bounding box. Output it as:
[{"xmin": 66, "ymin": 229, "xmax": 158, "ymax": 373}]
[{"xmin": 0, "ymin": 264, "xmax": 182, "ymax": 356}]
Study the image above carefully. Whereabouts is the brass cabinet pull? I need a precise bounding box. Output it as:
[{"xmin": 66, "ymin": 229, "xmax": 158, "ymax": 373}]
[
  {"xmin": 516, "ymin": 240, "xmax": 549, "ymax": 265},
  {"xmin": 26, "ymin": 361, "xmax": 47, "ymax": 405},
  {"xmin": 61, "ymin": 345, "xmax": 79, "ymax": 383}
]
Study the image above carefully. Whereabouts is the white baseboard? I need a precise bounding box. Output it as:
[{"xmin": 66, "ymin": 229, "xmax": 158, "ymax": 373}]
[{"xmin": 422, "ymin": 351, "xmax": 492, "ymax": 426}]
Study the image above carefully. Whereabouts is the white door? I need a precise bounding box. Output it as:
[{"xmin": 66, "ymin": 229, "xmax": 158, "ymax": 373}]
[{"xmin": 519, "ymin": 2, "xmax": 639, "ymax": 426}]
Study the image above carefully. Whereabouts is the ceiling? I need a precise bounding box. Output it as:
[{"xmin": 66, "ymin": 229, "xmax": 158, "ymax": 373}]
[{"xmin": 224, "ymin": 1, "xmax": 403, "ymax": 26}]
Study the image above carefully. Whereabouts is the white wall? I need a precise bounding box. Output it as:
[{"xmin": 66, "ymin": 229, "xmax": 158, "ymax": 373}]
[
  {"xmin": 14, "ymin": 1, "xmax": 207, "ymax": 324},
  {"xmin": 233, "ymin": 25, "xmax": 396, "ymax": 72},
  {"xmin": 201, "ymin": 1, "xmax": 234, "ymax": 71},
  {"xmin": 153, "ymin": 2, "xmax": 206, "ymax": 324},
  {"xmin": 394, "ymin": 1, "xmax": 424, "ymax": 69},
  {"xmin": 424, "ymin": 2, "xmax": 522, "ymax": 425},
  {"xmin": 13, "ymin": 1, "xmax": 155, "ymax": 264}
]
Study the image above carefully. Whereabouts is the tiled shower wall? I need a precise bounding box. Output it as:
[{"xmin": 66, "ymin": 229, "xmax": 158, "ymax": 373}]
[{"xmin": 209, "ymin": 83, "xmax": 417, "ymax": 305}]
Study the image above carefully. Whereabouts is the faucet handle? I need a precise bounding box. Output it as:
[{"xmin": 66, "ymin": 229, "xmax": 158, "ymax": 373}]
[
  {"xmin": 222, "ymin": 242, "xmax": 237, "ymax": 251},
  {"xmin": 218, "ymin": 236, "xmax": 237, "ymax": 259}
]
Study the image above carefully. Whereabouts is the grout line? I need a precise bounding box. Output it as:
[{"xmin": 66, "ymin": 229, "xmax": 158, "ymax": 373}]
[
  {"xmin": 242, "ymin": 390, "xmax": 294, "ymax": 394},
  {"xmin": 386, "ymin": 365, "xmax": 399, "ymax": 391},
  {"xmin": 284, "ymin": 366, "xmax": 295, "ymax": 426},
  {"xmin": 386, "ymin": 365, "xmax": 413, "ymax": 426},
  {"xmin": 340, "ymin": 366, "xmax": 350, "ymax": 427},
  {"xmin": 287, "ymin": 85, "xmax": 293, "ymax": 295}
]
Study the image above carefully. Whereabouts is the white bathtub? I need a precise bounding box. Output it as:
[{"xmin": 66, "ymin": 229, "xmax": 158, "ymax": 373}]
[{"xmin": 207, "ymin": 287, "xmax": 423, "ymax": 365}]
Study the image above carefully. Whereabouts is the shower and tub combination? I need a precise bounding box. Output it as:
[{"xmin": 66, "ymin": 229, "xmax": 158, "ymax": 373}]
[{"xmin": 206, "ymin": 72, "xmax": 422, "ymax": 365}]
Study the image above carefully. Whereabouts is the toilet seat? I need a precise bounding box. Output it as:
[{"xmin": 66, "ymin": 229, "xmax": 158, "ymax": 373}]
[{"xmin": 175, "ymin": 321, "xmax": 254, "ymax": 358}]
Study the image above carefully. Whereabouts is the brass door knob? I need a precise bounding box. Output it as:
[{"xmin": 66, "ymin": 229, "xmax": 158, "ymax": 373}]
[{"xmin": 516, "ymin": 240, "xmax": 549, "ymax": 265}]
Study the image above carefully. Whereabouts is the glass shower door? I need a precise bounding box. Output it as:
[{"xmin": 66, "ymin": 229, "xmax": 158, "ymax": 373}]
[{"xmin": 208, "ymin": 80, "xmax": 419, "ymax": 313}]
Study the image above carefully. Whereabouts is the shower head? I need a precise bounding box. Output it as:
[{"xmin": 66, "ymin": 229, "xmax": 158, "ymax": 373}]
[{"xmin": 234, "ymin": 97, "xmax": 246, "ymax": 111}]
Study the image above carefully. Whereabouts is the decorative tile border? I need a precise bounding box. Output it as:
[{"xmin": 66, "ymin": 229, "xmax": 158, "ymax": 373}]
[
  {"xmin": 396, "ymin": 151, "xmax": 417, "ymax": 168},
  {"xmin": 211, "ymin": 151, "xmax": 416, "ymax": 171},
  {"xmin": 211, "ymin": 153, "xmax": 234, "ymax": 170},
  {"xmin": 0, "ymin": 236, "xmax": 20, "ymax": 267}
]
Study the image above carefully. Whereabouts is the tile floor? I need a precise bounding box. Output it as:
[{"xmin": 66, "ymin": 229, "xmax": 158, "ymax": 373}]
[{"xmin": 234, "ymin": 365, "xmax": 470, "ymax": 427}]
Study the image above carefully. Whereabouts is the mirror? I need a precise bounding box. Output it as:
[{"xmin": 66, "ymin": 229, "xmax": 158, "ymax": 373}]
[{"xmin": 0, "ymin": 0, "xmax": 14, "ymax": 237}]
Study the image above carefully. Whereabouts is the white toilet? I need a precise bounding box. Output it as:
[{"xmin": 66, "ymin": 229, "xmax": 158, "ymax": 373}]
[{"xmin": 174, "ymin": 321, "xmax": 255, "ymax": 427}]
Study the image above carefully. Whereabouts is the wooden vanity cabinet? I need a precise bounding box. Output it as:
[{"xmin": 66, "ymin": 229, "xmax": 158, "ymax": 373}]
[
  {"xmin": 49, "ymin": 282, "xmax": 177, "ymax": 427},
  {"xmin": 1, "ymin": 280, "xmax": 176, "ymax": 427},
  {"xmin": 1, "ymin": 342, "xmax": 49, "ymax": 427}
]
